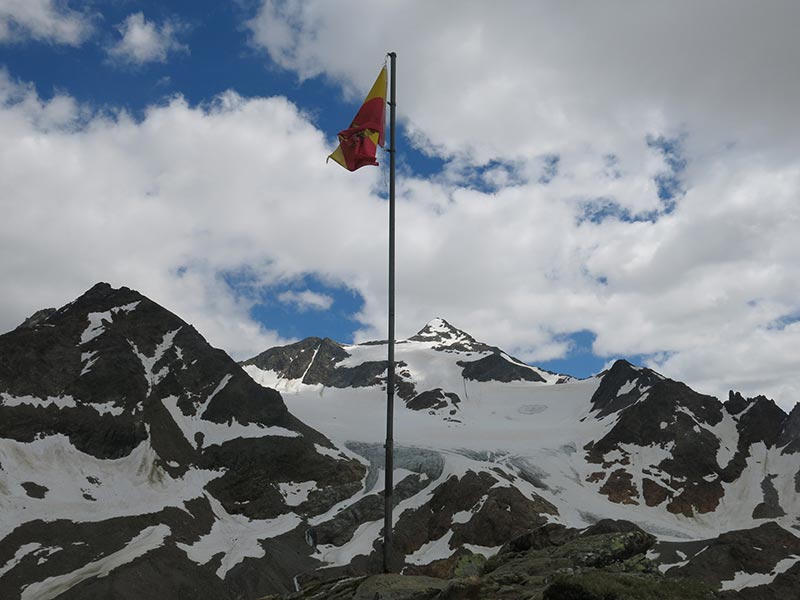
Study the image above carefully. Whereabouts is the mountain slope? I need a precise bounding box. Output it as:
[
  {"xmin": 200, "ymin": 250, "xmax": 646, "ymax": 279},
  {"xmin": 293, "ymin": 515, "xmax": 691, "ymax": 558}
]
[
  {"xmin": 2, "ymin": 291, "xmax": 798, "ymax": 599},
  {"xmin": 0, "ymin": 283, "xmax": 366, "ymax": 600},
  {"xmin": 242, "ymin": 320, "xmax": 800, "ymax": 595}
]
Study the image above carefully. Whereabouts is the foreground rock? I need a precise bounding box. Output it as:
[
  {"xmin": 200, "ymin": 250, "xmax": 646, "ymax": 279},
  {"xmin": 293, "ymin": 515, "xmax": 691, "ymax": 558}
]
[{"xmin": 268, "ymin": 520, "xmax": 718, "ymax": 600}]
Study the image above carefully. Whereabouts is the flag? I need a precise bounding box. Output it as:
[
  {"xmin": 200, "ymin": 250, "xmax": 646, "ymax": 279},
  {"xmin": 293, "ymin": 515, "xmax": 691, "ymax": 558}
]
[{"xmin": 328, "ymin": 67, "xmax": 387, "ymax": 171}]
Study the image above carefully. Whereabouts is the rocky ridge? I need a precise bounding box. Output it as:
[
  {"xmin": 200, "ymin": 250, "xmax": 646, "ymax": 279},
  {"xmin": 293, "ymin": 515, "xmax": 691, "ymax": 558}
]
[{"xmin": 264, "ymin": 520, "xmax": 720, "ymax": 600}]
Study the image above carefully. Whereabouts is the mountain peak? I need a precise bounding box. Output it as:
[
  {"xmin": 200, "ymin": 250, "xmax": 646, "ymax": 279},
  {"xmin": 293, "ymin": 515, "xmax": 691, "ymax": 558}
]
[
  {"xmin": 421, "ymin": 316, "xmax": 460, "ymax": 334},
  {"xmin": 406, "ymin": 317, "xmax": 494, "ymax": 354}
]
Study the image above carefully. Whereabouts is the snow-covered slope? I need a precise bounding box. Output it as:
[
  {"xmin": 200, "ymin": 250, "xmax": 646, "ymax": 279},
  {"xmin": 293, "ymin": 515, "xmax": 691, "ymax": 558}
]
[{"xmin": 242, "ymin": 319, "xmax": 800, "ymax": 591}]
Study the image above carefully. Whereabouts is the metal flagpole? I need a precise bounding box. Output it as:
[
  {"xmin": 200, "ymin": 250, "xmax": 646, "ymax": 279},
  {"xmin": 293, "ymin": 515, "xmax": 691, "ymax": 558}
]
[{"xmin": 383, "ymin": 50, "xmax": 397, "ymax": 574}]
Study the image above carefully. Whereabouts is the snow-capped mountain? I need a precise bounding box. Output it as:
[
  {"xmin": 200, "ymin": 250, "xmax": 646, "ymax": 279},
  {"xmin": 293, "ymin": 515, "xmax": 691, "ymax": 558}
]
[
  {"xmin": 2, "ymin": 287, "xmax": 799, "ymax": 600},
  {"xmin": 242, "ymin": 318, "xmax": 800, "ymax": 597},
  {"xmin": 0, "ymin": 283, "xmax": 366, "ymax": 600}
]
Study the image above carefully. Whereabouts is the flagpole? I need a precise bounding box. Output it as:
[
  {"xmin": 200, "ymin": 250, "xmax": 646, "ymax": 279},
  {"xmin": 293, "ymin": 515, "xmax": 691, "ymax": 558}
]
[{"xmin": 383, "ymin": 50, "xmax": 397, "ymax": 574}]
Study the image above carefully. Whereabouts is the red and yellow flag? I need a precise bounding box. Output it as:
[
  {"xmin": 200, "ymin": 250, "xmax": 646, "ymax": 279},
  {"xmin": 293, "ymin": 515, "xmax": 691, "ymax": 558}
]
[{"xmin": 328, "ymin": 67, "xmax": 387, "ymax": 171}]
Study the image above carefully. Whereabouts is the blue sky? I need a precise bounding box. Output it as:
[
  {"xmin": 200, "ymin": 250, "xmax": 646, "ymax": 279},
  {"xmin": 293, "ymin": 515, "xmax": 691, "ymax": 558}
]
[{"xmin": 2, "ymin": 1, "xmax": 800, "ymax": 404}]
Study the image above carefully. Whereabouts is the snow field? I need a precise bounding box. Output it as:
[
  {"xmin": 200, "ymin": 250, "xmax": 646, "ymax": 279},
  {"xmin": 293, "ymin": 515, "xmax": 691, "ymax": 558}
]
[{"xmin": 0, "ymin": 433, "xmax": 220, "ymax": 539}]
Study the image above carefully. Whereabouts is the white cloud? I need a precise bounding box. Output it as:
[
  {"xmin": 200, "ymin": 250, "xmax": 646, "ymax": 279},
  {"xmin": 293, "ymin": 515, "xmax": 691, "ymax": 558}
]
[
  {"xmin": 0, "ymin": 0, "xmax": 92, "ymax": 45},
  {"xmin": 239, "ymin": 0, "xmax": 800, "ymax": 409},
  {"xmin": 0, "ymin": 72, "xmax": 381, "ymax": 358},
  {"xmin": 107, "ymin": 12, "xmax": 187, "ymax": 65},
  {"xmin": 247, "ymin": 1, "xmax": 800, "ymax": 171},
  {"xmin": 2, "ymin": 1, "xmax": 800, "ymax": 413},
  {"xmin": 277, "ymin": 290, "xmax": 334, "ymax": 312}
]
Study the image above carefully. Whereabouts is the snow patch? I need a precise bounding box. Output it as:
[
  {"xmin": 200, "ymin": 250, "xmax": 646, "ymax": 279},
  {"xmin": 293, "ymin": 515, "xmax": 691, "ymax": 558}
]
[
  {"xmin": 0, "ymin": 393, "xmax": 76, "ymax": 410},
  {"xmin": 720, "ymin": 555, "xmax": 800, "ymax": 591},
  {"xmin": 407, "ymin": 530, "xmax": 455, "ymax": 565},
  {"xmin": 128, "ymin": 328, "xmax": 180, "ymax": 395},
  {"xmin": 90, "ymin": 401, "xmax": 124, "ymax": 417},
  {"xmin": 80, "ymin": 302, "xmax": 139, "ymax": 345},
  {"xmin": 80, "ymin": 351, "xmax": 98, "ymax": 376},
  {"xmin": 279, "ymin": 481, "xmax": 317, "ymax": 507},
  {"xmin": 314, "ymin": 443, "xmax": 346, "ymax": 460},
  {"xmin": 0, "ymin": 434, "xmax": 220, "ymax": 538},
  {"xmin": 463, "ymin": 543, "xmax": 501, "ymax": 558}
]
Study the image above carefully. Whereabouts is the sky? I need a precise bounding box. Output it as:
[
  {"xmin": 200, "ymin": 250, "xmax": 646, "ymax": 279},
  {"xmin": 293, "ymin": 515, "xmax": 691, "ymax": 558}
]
[{"xmin": 1, "ymin": 1, "xmax": 799, "ymax": 410}]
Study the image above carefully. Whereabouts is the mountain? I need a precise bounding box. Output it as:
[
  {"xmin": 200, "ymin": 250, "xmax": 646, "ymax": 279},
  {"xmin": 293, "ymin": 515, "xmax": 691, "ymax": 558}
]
[
  {"xmin": 0, "ymin": 283, "xmax": 366, "ymax": 600},
  {"xmin": 2, "ymin": 289, "xmax": 799, "ymax": 600},
  {"xmin": 242, "ymin": 317, "xmax": 568, "ymax": 419},
  {"xmin": 242, "ymin": 319, "xmax": 800, "ymax": 598}
]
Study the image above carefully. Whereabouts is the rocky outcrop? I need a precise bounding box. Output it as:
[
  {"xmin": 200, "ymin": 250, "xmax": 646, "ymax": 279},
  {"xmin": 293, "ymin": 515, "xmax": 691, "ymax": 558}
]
[
  {"xmin": 777, "ymin": 404, "xmax": 800, "ymax": 454},
  {"xmin": 657, "ymin": 522, "xmax": 800, "ymax": 599},
  {"xmin": 586, "ymin": 362, "xmax": 727, "ymax": 515},
  {"xmin": 407, "ymin": 388, "xmax": 461, "ymax": 413},
  {"xmin": 242, "ymin": 337, "xmax": 387, "ymax": 388},
  {"xmin": 457, "ymin": 353, "xmax": 546, "ymax": 383},
  {"xmin": 271, "ymin": 520, "xmax": 717, "ymax": 600}
]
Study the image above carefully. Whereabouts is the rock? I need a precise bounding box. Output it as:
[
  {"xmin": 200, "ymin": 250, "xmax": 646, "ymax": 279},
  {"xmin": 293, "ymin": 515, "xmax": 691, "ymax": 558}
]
[
  {"xmin": 407, "ymin": 388, "xmax": 461, "ymax": 412},
  {"xmin": 659, "ymin": 521, "xmax": 800, "ymax": 593},
  {"xmin": 458, "ymin": 353, "xmax": 546, "ymax": 383},
  {"xmin": 16, "ymin": 307, "xmax": 57, "ymax": 329},
  {"xmin": 777, "ymin": 403, "xmax": 800, "ymax": 454},
  {"xmin": 580, "ymin": 519, "xmax": 647, "ymax": 537},
  {"xmin": 498, "ymin": 523, "xmax": 577, "ymax": 555},
  {"xmin": 351, "ymin": 574, "xmax": 447, "ymax": 600},
  {"xmin": 542, "ymin": 571, "xmax": 717, "ymax": 599}
]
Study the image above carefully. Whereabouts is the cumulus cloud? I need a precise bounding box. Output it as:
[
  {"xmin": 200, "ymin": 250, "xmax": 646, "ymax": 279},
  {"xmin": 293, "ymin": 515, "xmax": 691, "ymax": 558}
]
[
  {"xmin": 2, "ymin": 2, "xmax": 800, "ymax": 412},
  {"xmin": 107, "ymin": 12, "xmax": 187, "ymax": 65},
  {"xmin": 247, "ymin": 1, "xmax": 800, "ymax": 169},
  {"xmin": 277, "ymin": 290, "xmax": 334, "ymax": 312},
  {"xmin": 0, "ymin": 0, "xmax": 92, "ymax": 45},
  {"xmin": 239, "ymin": 0, "xmax": 800, "ymax": 409}
]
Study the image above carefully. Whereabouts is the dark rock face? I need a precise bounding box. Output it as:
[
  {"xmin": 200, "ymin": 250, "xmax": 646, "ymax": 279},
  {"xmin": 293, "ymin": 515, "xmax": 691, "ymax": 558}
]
[
  {"xmin": 20, "ymin": 481, "xmax": 48, "ymax": 499},
  {"xmin": 586, "ymin": 361, "xmax": 726, "ymax": 515},
  {"xmin": 777, "ymin": 403, "xmax": 800, "ymax": 454},
  {"xmin": 242, "ymin": 337, "xmax": 393, "ymax": 390},
  {"xmin": 457, "ymin": 353, "xmax": 546, "ymax": 383},
  {"xmin": 16, "ymin": 307, "xmax": 57, "ymax": 329},
  {"xmin": 584, "ymin": 361, "xmax": 798, "ymax": 522},
  {"xmin": 659, "ymin": 522, "xmax": 800, "ymax": 598},
  {"xmin": 0, "ymin": 282, "xmax": 366, "ymax": 599},
  {"xmin": 752, "ymin": 475, "xmax": 786, "ymax": 519},
  {"xmin": 407, "ymin": 388, "xmax": 461, "ymax": 412},
  {"xmin": 497, "ymin": 523, "xmax": 577, "ymax": 555},
  {"xmin": 589, "ymin": 360, "xmax": 665, "ymax": 418},
  {"xmin": 733, "ymin": 393, "xmax": 787, "ymax": 449}
]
